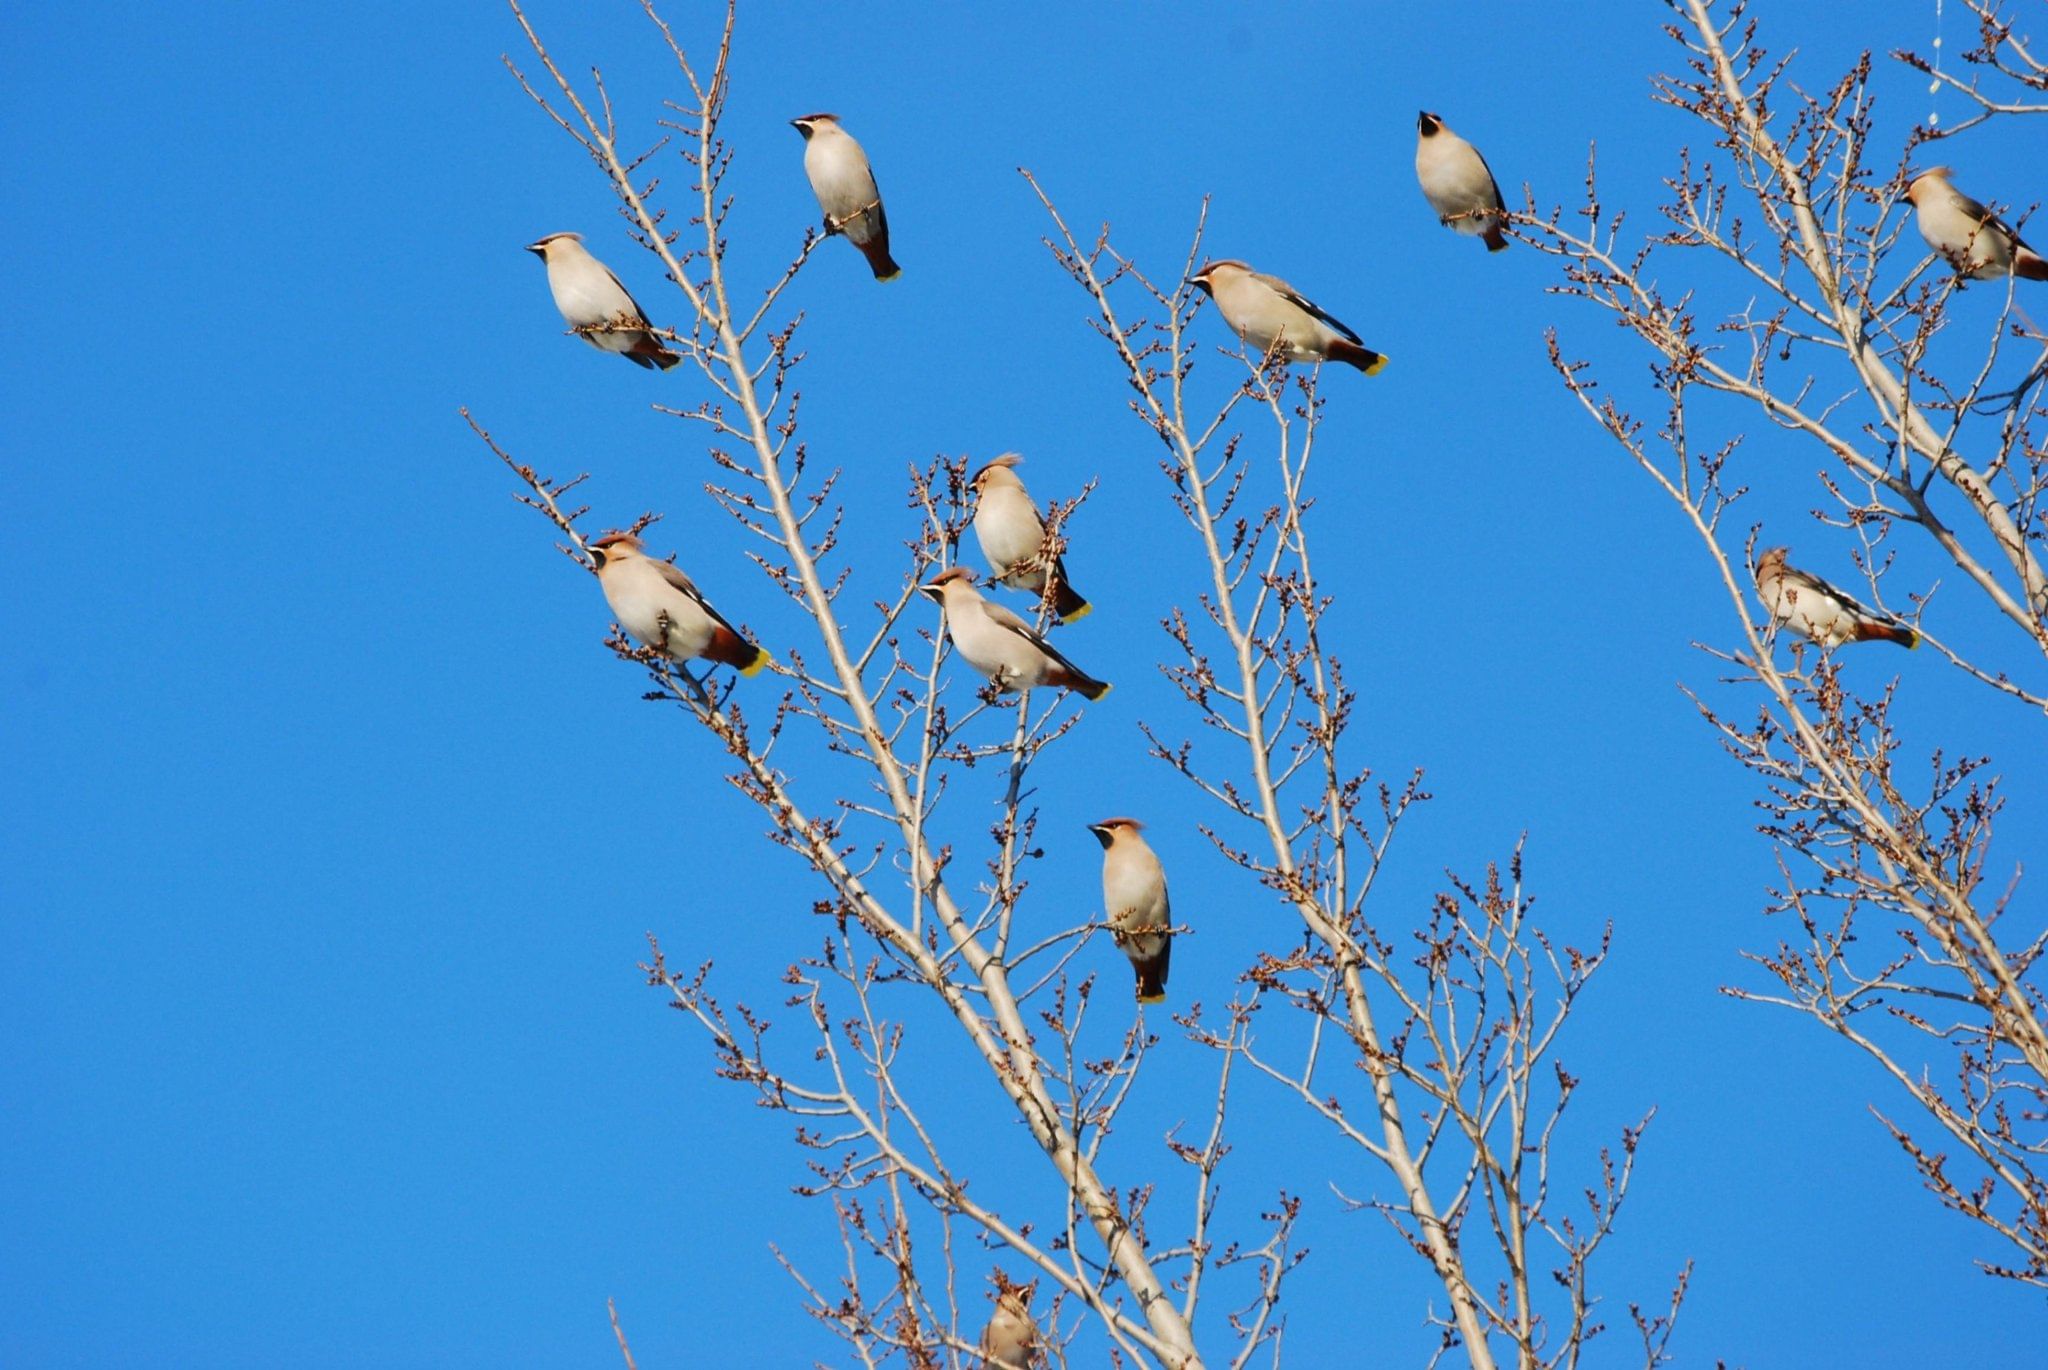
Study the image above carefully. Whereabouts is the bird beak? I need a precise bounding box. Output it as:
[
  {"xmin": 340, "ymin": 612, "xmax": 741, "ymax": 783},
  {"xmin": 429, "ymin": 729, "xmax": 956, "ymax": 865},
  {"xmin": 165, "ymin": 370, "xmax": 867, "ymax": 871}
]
[
  {"xmin": 588, "ymin": 549, "xmax": 607, "ymax": 568},
  {"xmin": 918, "ymin": 581, "xmax": 945, "ymax": 602},
  {"xmin": 525, "ymin": 242, "xmax": 547, "ymax": 257},
  {"xmin": 1086, "ymin": 822, "xmax": 1113, "ymax": 846}
]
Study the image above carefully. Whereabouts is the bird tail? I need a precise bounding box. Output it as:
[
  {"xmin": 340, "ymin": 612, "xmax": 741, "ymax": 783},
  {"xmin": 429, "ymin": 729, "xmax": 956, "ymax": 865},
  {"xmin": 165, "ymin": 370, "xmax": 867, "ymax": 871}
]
[
  {"xmin": 628, "ymin": 337, "xmax": 682, "ymax": 370},
  {"xmin": 2017, "ymin": 250, "xmax": 2048, "ymax": 281},
  {"xmin": 860, "ymin": 237, "xmax": 902, "ymax": 282},
  {"xmin": 1857, "ymin": 620, "xmax": 1920, "ymax": 649},
  {"xmin": 1328, "ymin": 338, "xmax": 1389, "ymax": 376},
  {"xmin": 1133, "ymin": 945, "xmax": 1170, "ymax": 1005},
  {"xmin": 1053, "ymin": 580, "xmax": 1092, "ymax": 624},
  {"xmin": 1483, "ymin": 221, "xmax": 1509, "ymax": 253},
  {"xmin": 1040, "ymin": 638, "xmax": 1110, "ymax": 699},
  {"xmin": 1048, "ymin": 666, "xmax": 1111, "ymax": 701},
  {"xmin": 708, "ymin": 628, "xmax": 770, "ymax": 675}
]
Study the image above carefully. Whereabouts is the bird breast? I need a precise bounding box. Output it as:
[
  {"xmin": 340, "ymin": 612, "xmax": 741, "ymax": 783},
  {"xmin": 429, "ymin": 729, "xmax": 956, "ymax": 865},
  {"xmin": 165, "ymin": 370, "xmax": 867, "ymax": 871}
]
[
  {"xmin": 975, "ymin": 490, "xmax": 1047, "ymax": 580},
  {"xmin": 1104, "ymin": 853, "xmax": 1167, "ymax": 928},
  {"xmin": 603, "ymin": 562, "xmax": 715, "ymax": 657},
  {"xmin": 547, "ymin": 259, "xmax": 634, "ymax": 329},
  {"xmin": 804, "ymin": 134, "xmax": 879, "ymax": 216},
  {"xmin": 981, "ymin": 1310, "xmax": 1036, "ymax": 1370},
  {"xmin": 1418, "ymin": 137, "xmax": 1496, "ymax": 222}
]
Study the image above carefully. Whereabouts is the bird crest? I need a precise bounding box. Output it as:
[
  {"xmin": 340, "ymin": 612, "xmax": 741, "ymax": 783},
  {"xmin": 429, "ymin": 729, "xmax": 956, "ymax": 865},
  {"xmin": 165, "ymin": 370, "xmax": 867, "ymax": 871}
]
[{"xmin": 970, "ymin": 453, "xmax": 1025, "ymax": 486}]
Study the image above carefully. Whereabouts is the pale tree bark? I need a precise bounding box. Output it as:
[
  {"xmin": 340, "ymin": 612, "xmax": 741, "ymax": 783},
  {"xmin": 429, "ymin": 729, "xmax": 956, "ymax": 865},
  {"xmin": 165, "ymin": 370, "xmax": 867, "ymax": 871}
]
[
  {"xmin": 484, "ymin": 1, "xmax": 1217, "ymax": 1361},
  {"xmin": 469, "ymin": 1, "xmax": 1674, "ymax": 1364},
  {"xmin": 1024, "ymin": 184, "xmax": 1680, "ymax": 1369}
]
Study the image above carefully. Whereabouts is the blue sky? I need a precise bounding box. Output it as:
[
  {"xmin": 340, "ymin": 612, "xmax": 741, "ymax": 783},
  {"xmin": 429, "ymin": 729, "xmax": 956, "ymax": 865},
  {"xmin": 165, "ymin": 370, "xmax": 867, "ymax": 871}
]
[{"xmin": 6, "ymin": 0, "xmax": 2045, "ymax": 1365}]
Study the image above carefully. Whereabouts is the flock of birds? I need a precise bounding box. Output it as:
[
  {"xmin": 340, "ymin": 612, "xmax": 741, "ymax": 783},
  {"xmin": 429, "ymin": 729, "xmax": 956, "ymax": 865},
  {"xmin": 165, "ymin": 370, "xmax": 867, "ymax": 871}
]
[{"xmin": 523, "ymin": 109, "xmax": 2044, "ymax": 1365}]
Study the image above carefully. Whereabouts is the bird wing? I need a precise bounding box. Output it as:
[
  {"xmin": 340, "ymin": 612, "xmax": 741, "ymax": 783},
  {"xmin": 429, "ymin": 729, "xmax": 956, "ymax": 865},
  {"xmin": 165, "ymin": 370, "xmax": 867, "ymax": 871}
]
[
  {"xmin": 983, "ymin": 598, "xmax": 1045, "ymax": 641},
  {"xmin": 1981, "ymin": 203, "xmax": 2039, "ymax": 257},
  {"xmin": 1250, "ymin": 271, "xmax": 1363, "ymax": 345},
  {"xmin": 597, "ymin": 259, "xmax": 656, "ymax": 327},
  {"xmin": 1476, "ymin": 148, "xmax": 1507, "ymax": 211},
  {"xmin": 1948, "ymin": 186, "xmax": 1994, "ymax": 226},
  {"xmin": 1942, "ymin": 185, "xmax": 2038, "ymax": 251},
  {"xmin": 984, "ymin": 598, "xmax": 1093, "ymax": 676},
  {"xmin": 1786, "ymin": 567, "xmax": 1882, "ymax": 621},
  {"xmin": 655, "ymin": 558, "xmax": 749, "ymax": 638}
]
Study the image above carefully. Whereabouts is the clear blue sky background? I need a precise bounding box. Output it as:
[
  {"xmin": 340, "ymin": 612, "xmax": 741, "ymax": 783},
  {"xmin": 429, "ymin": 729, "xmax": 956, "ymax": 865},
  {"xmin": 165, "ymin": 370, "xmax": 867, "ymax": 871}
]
[{"xmin": 7, "ymin": 1, "xmax": 2045, "ymax": 1365}]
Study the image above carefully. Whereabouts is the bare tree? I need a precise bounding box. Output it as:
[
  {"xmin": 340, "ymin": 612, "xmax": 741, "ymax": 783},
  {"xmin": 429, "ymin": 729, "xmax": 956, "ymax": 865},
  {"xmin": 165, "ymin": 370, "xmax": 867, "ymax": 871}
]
[
  {"xmin": 468, "ymin": 1, "xmax": 1665, "ymax": 1364},
  {"xmin": 1023, "ymin": 184, "xmax": 1682, "ymax": 1370},
  {"xmin": 1531, "ymin": 0, "xmax": 2047, "ymax": 1290}
]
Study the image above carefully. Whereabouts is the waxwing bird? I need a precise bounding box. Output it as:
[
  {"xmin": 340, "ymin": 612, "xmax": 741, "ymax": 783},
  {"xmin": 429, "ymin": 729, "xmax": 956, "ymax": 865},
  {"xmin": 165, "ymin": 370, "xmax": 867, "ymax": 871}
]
[
  {"xmin": 1416, "ymin": 111, "xmax": 1508, "ymax": 252},
  {"xmin": 1754, "ymin": 546, "xmax": 1919, "ymax": 650},
  {"xmin": 1188, "ymin": 260, "xmax": 1388, "ymax": 374},
  {"xmin": 1905, "ymin": 168, "xmax": 2048, "ymax": 283},
  {"xmin": 978, "ymin": 1273, "xmax": 1040, "ymax": 1370},
  {"xmin": 791, "ymin": 113, "xmax": 900, "ymax": 281},
  {"xmin": 918, "ymin": 568, "xmax": 1110, "ymax": 699},
  {"xmin": 969, "ymin": 455, "xmax": 1090, "ymax": 625},
  {"xmin": 525, "ymin": 233, "xmax": 681, "ymax": 370},
  {"xmin": 1088, "ymin": 818, "xmax": 1171, "ymax": 1004},
  {"xmin": 588, "ymin": 533, "xmax": 768, "ymax": 674}
]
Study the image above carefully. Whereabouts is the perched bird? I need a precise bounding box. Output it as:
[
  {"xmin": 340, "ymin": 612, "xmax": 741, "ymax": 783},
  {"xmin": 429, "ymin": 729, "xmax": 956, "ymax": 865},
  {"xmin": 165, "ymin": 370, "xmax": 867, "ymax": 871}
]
[
  {"xmin": 791, "ymin": 113, "xmax": 900, "ymax": 281},
  {"xmin": 1905, "ymin": 168, "xmax": 2048, "ymax": 283},
  {"xmin": 969, "ymin": 455, "xmax": 1090, "ymax": 625},
  {"xmin": 978, "ymin": 1273, "xmax": 1040, "ymax": 1370},
  {"xmin": 1754, "ymin": 546, "xmax": 1919, "ymax": 650},
  {"xmin": 918, "ymin": 568, "xmax": 1110, "ymax": 699},
  {"xmin": 1188, "ymin": 260, "xmax": 1387, "ymax": 374},
  {"xmin": 1088, "ymin": 818, "xmax": 1171, "ymax": 1005},
  {"xmin": 1415, "ymin": 111, "xmax": 1508, "ymax": 251},
  {"xmin": 525, "ymin": 233, "xmax": 680, "ymax": 370},
  {"xmin": 588, "ymin": 533, "xmax": 768, "ymax": 674}
]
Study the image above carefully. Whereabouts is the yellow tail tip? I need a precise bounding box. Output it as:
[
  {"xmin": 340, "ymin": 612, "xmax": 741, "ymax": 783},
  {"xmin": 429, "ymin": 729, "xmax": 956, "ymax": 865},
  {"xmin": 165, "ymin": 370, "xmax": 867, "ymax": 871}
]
[
  {"xmin": 1060, "ymin": 601, "xmax": 1094, "ymax": 625},
  {"xmin": 740, "ymin": 653, "xmax": 772, "ymax": 678},
  {"xmin": 1137, "ymin": 992, "xmax": 1167, "ymax": 1006},
  {"xmin": 1089, "ymin": 682, "xmax": 1114, "ymax": 701},
  {"xmin": 877, "ymin": 268, "xmax": 902, "ymax": 283},
  {"xmin": 1365, "ymin": 354, "xmax": 1391, "ymax": 377}
]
